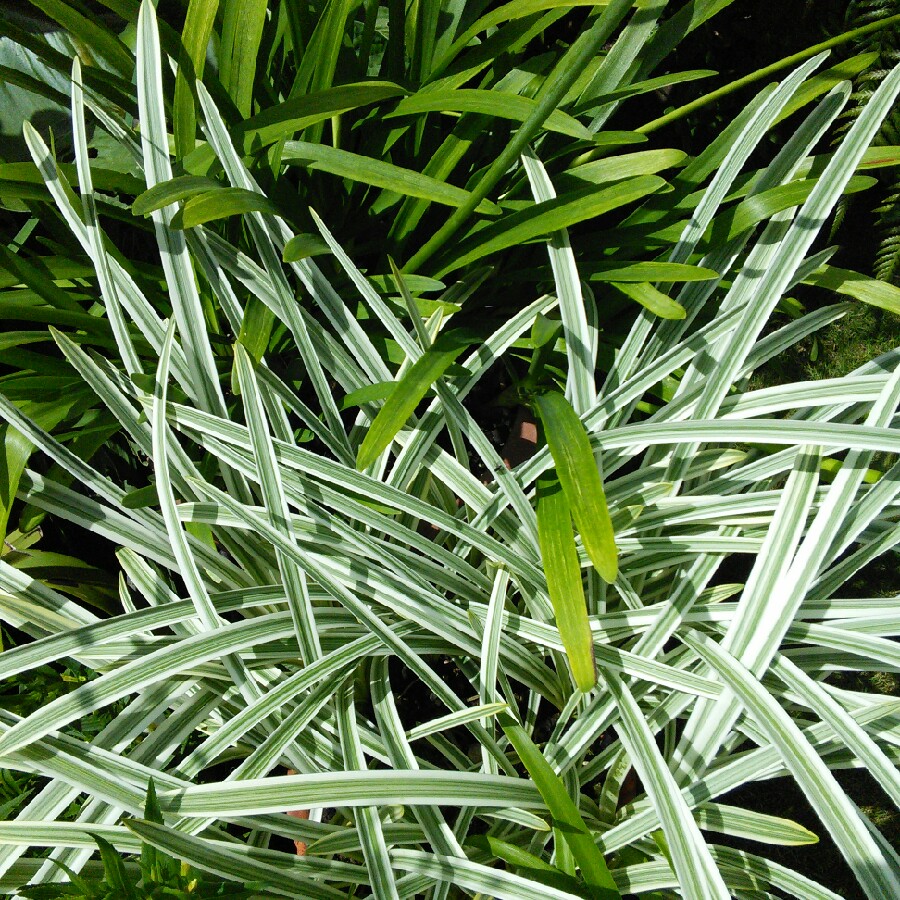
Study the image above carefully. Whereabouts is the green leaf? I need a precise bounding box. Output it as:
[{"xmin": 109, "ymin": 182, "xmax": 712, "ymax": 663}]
[
  {"xmin": 388, "ymin": 89, "xmax": 594, "ymax": 140},
  {"xmin": 436, "ymin": 177, "xmax": 666, "ymax": 276},
  {"xmin": 588, "ymin": 262, "xmax": 718, "ymax": 283},
  {"xmin": 132, "ymin": 175, "xmax": 222, "ymax": 216},
  {"xmin": 609, "ymin": 282, "xmax": 686, "ymax": 319},
  {"xmin": 533, "ymin": 392, "xmax": 617, "ymax": 583},
  {"xmin": 282, "ymin": 233, "xmax": 331, "ymax": 262},
  {"xmin": 219, "ymin": 0, "xmax": 268, "ymax": 117},
  {"xmin": 0, "ymin": 424, "xmax": 32, "ymax": 547},
  {"xmin": 500, "ymin": 715, "xmax": 620, "ymax": 898},
  {"xmin": 367, "ymin": 274, "xmax": 447, "ymax": 295},
  {"xmin": 356, "ymin": 330, "xmax": 474, "ymax": 470},
  {"xmin": 564, "ymin": 149, "xmax": 687, "ymax": 185},
  {"xmin": 281, "ymin": 141, "xmax": 502, "ymax": 214},
  {"xmin": 802, "ymin": 265, "xmax": 900, "ymax": 314},
  {"xmin": 121, "ymin": 484, "xmax": 158, "ymax": 509},
  {"xmin": 27, "ymin": 0, "xmax": 134, "ymax": 76},
  {"xmin": 91, "ymin": 832, "xmax": 138, "ymax": 899},
  {"xmin": 341, "ymin": 382, "xmax": 396, "ymax": 410},
  {"xmin": 140, "ymin": 777, "xmax": 174, "ymax": 886},
  {"xmin": 237, "ymin": 82, "xmax": 407, "ymax": 151},
  {"xmin": 174, "ymin": 0, "xmax": 220, "ymax": 158},
  {"xmin": 178, "ymin": 187, "xmax": 281, "ymax": 228},
  {"xmin": 712, "ymin": 174, "xmax": 877, "ymax": 244},
  {"xmin": 433, "ymin": 0, "xmax": 604, "ymax": 74},
  {"xmin": 535, "ymin": 474, "xmax": 596, "ymax": 692}
]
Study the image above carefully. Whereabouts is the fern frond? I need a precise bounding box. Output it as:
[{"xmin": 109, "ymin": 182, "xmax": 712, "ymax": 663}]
[{"xmin": 829, "ymin": 0, "xmax": 900, "ymax": 283}]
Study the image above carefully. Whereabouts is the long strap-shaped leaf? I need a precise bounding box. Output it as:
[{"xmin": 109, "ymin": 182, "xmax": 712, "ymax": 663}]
[
  {"xmin": 234, "ymin": 345, "xmax": 321, "ymax": 665},
  {"xmin": 604, "ymin": 671, "xmax": 731, "ymax": 899},
  {"xmin": 128, "ymin": 820, "xmax": 345, "ymax": 900},
  {"xmin": 337, "ymin": 679, "xmax": 401, "ymax": 899},
  {"xmin": 522, "ymin": 149, "xmax": 595, "ymax": 414},
  {"xmin": 536, "ymin": 474, "xmax": 597, "ymax": 692},
  {"xmin": 404, "ymin": 0, "xmax": 637, "ymax": 271},
  {"xmin": 357, "ymin": 331, "xmax": 473, "ymax": 470},
  {"xmin": 136, "ymin": 0, "xmax": 228, "ymax": 420},
  {"xmin": 174, "ymin": 0, "xmax": 219, "ymax": 157},
  {"xmin": 682, "ymin": 628, "xmax": 900, "ymax": 898},
  {"xmin": 500, "ymin": 714, "xmax": 620, "ymax": 898},
  {"xmin": 534, "ymin": 392, "xmax": 617, "ymax": 583}
]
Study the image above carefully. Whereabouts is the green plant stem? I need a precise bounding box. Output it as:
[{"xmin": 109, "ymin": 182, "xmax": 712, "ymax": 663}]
[
  {"xmin": 638, "ymin": 13, "xmax": 900, "ymax": 134},
  {"xmin": 403, "ymin": 0, "xmax": 636, "ymax": 274}
]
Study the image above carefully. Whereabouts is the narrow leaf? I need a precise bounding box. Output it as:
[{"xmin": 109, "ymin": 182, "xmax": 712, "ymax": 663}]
[
  {"xmin": 356, "ymin": 330, "xmax": 474, "ymax": 470},
  {"xmin": 500, "ymin": 715, "xmax": 620, "ymax": 897},
  {"xmin": 536, "ymin": 473, "xmax": 597, "ymax": 692},
  {"xmin": 534, "ymin": 392, "xmax": 617, "ymax": 583}
]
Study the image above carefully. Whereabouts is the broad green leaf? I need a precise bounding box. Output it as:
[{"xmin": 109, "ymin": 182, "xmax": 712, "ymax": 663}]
[
  {"xmin": 356, "ymin": 330, "xmax": 474, "ymax": 470},
  {"xmin": 282, "ymin": 233, "xmax": 331, "ymax": 262},
  {"xmin": 388, "ymin": 89, "xmax": 594, "ymax": 140},
  {"xmin": 0, "ymin": 399, "xmax": 72, "ymax": 545},
  {"xmin": 235, "ymin": 297, "xmax": 275, "ymax": 369},
  {"xmin": 281, "ymin": 141, "xmax": 501, "ymax": 213},
  {"xmin": 436, "ymin": 176, "xmax": 666, "ymax": 276},
  {"xmin": 0, "ymin": 244, "xmax": 88, "ymax": 312},
  {"xmin": 292, "ymin": 0, "xmax": 359, "ymax": 141},
  {"xmin": 433, "ymin": 0, "xmax": 603, "ymax": 75},
  {"xmin": 610, "ymin": 283, "xmax": 686, "ymax": 319},
  {"xmin": 368, "ymin": 274, "xmax": 447, "ymax": 295},
  {"xmin": 174, "ymin": 0, "xmax": 219, "ymax": 157},
  {"xmin": 534, "ymin": 392, "xmax": 617, "ymax": 583},
  {"xmin": 588, "ymin": 262, "xmax": 718, "ymax": 283},
  {"xmin": 564, "ymin": 149, "xmax": 687, "ymax": 186},
  {"xmin": 712, "ymin": 174, "xmax": 877, "ymax": 244},
  {"xmin": 140, "ymin": 778, "xmax": 175, "ymax": 886},
  {"xmin": 237, "ymin": 82, "xmax": 407, "ymax": 151},
  {"xmin": 178, "ymin": 187, "xmax": 281, "ymax": 228},
  {"xmin": 26, "ymin": 0, "xmax": 133, "ymax": 76},
  {"xmin": 0, "ymin": 253, "xmax": 94, "ymax": 290},
  {"xmin": 499, "ymin": 715, "xmax": 620, "ymax": 897},
  {"xmin": 121, "ymin": 485, "xmax": 159, "ymax": 509},
  {"xmin": 535, "ymin": 474, "xmax": 596, "ymax": 692},
  {"xmin": 219, "ymin": 0, "xmax": 267, "ymax": 117},
  {"xmin": 803, "ymin": 265, "xmax": 900, "ymax": 314},
  {"xmin": 132, "ymin": 176, "xmax": 221, "ymax": 216},
  {"xmin": 0, "ymin": 161, "xmax": 143, "ymax": 196},
  {"xmin": 0, "ymin": 424, "xmax": 32, "ymax": 547},
  {"xmin": 341, "ymin": 382, "xmax": 396, "ymax": 410}
]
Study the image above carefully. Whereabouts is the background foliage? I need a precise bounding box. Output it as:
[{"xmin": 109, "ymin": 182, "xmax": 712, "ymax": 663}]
[{"xmin": 1, "ymin": 0, "xmax": 900, "ymax": 898}]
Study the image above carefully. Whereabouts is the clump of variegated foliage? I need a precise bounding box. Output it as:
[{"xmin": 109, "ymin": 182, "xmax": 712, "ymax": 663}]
[{"xmin": 1, "ymin": 1, "xmax": 900, "ymax": 898}]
